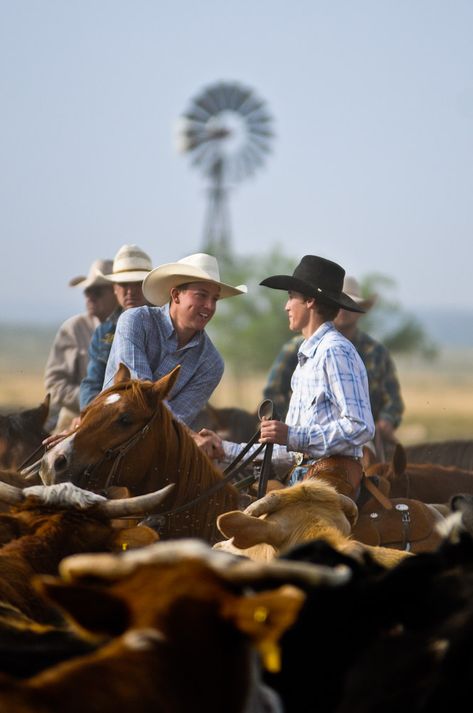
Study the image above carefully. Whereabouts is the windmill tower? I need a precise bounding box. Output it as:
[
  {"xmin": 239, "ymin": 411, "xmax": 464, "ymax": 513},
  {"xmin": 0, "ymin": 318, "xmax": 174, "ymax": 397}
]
[{"xmin": 175, "ymin": 81, "xmax": 274, "ymax": 258}]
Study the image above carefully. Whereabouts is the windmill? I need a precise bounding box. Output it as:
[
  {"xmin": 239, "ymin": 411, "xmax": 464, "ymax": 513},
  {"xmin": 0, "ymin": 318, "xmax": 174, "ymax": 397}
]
[{"xmin": 175, "ymin": 81, "xmax": 274, "ymax": 258}]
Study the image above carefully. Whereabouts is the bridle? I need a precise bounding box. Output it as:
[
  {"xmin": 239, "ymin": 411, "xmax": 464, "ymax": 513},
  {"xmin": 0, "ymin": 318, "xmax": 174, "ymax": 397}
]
[{"xmin": 78, "ymin": 406, "xmax": 163, "ymax": 491}]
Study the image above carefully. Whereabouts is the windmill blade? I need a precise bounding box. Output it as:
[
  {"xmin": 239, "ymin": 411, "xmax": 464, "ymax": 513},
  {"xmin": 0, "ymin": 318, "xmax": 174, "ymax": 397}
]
[{"xmin": 206, "ymin": 82, "xmax": 232, "ymax": 112}]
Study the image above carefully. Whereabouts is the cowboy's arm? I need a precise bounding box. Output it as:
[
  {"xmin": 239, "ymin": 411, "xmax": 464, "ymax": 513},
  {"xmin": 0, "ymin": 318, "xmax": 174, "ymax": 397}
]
[
  {"xmin": 166, "ymin": 353, "xmax": 224, "ymax": 426},
  {"xmin": 44, "ymin": 321, "xmax": 82, "ymax": 411},
  {"xmin": 80, "ymin": 325, "xmax": 112, "ymax": 409}
]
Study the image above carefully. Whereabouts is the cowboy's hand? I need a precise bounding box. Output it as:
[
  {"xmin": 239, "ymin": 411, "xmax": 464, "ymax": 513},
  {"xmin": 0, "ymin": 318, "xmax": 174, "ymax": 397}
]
[
  {"xmin": 259, "ymin": 419, "xmax": 289, "ymax": 446},
  {"xmin": 191, "ymin": 428, "xmax": 225, "ymax": 460},
  {"xmin": 42, "ymin": 417, "xmax": 81, "ymax": 450}
]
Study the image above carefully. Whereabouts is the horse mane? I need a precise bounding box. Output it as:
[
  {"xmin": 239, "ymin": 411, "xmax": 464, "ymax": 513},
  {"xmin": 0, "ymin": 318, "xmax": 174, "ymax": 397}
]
[{"xmin": 150, "ymin": 405, "xmax": 239, "ymax": 542}]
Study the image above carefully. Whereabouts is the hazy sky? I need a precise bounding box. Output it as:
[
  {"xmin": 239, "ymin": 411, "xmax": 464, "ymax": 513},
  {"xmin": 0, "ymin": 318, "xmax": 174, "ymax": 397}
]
[{"xmin": 1, "ymin": 0, "xmax": 472, "ymax": 325}]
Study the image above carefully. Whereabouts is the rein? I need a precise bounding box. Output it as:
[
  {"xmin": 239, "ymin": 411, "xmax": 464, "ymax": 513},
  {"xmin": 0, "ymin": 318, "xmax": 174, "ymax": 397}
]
[
  {"xmin": 79, "ymin": 398, "xmax": 277, "ymax": 521},
  {"xmin": 153, "ymin": 399, "xmax": 277, "ymax": 522}
]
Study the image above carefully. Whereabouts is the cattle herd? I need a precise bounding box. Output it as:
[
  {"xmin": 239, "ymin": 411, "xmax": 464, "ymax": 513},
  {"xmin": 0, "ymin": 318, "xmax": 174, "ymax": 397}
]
[{"xmin": 1, "ymin": 397, "xmax": 473, "ymax": 711}]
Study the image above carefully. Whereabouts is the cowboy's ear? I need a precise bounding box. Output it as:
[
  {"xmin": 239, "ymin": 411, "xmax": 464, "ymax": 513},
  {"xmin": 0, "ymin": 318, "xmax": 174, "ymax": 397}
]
[
  {"xmin": 114, "ymin": 363, "xmax": 131, "ymax": 384},
  {"xmin": 152, "ymin": 366, "xmax": 181, "ymax": 400}
]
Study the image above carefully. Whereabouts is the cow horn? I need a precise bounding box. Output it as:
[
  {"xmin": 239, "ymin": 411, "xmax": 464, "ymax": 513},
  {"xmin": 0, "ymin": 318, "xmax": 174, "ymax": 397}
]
[
  {"xmin": 94, "ymin": 483, "xmax": 175, "ymax": 518},
  {"xmin": 0, "ymin": 481, "xmax": 26, "ymax": 505}
]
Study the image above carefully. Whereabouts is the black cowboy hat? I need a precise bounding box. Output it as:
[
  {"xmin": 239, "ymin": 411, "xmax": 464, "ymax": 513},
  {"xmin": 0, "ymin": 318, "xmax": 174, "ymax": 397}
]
[{"xmin": 260, "ymin": 255, "xmax": 365, "ymax": 313}]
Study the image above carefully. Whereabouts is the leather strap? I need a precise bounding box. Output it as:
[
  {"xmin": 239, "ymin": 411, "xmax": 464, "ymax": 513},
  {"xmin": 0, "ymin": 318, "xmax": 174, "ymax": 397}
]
[{"xmin": 363, "ymin": 476, "xmax": 394, "ymax": 510}]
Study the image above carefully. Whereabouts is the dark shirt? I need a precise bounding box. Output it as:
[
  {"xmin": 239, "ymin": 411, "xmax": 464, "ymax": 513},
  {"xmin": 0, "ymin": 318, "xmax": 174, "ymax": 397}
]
[{"xmin": 79, "ymin": 307, "xmax": 122, "ymax": 410}]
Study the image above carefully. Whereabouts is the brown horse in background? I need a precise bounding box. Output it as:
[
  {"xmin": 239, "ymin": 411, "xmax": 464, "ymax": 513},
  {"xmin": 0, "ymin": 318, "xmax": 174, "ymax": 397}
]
[
  {"xmin": 39, "ymin": 366, "xmax": 240, "ymax": 544},
  {"xmin": 0, "ymin": 396, "xmax": 50, "ymax": 471},
  {"xmin": 404, "ymin": 439, "xmax": 473, "ymax": 471},
  {"xmin": 365, "ymin": 443, "xmax": 473, "ymax": 504}
]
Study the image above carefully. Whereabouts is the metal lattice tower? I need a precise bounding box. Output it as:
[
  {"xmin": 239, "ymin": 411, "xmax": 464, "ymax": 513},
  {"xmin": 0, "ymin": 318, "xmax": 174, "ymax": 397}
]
[{"xmin": 175, "ymin": 80, "xmax": 274, "ymax": 257}]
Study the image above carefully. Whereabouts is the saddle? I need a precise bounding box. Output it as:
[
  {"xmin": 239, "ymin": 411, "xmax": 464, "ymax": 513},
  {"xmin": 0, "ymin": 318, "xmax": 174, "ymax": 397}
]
[{"xmin": 353, "ymin": 476, "xmax": 444, "ymax": 553}]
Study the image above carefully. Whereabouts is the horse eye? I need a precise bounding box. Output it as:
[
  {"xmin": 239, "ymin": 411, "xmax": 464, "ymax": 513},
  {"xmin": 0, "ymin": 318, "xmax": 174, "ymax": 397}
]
[{"xmin": 118, "ymin": 413, "xmax": 132, "ymax": 426}]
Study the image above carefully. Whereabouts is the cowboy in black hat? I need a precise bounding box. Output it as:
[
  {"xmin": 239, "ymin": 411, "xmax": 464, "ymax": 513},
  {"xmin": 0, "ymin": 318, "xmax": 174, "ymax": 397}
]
[{"xmin": 223, "ymin": 255, "xmax": 375, "ymax": 500}]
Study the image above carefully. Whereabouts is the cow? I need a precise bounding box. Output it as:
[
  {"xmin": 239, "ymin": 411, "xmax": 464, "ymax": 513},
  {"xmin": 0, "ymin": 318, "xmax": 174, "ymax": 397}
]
[
  {"xmin": 214, "ymin": 478, "xmax": 411, "ymax": 568},
  {"xmin": 0, "ymin": 481, "xmax": 172, "ymax": 679},
  {"xmin": 260, "ymin": 495, "xmax": 473, "ymax": 713},
  {"xmin": 0, "ymin": 481, "xmax": 171, "ymax": 625},
  {"xmin": 0, "ymin": 540, "xmax": 348, "ymax": 713}
]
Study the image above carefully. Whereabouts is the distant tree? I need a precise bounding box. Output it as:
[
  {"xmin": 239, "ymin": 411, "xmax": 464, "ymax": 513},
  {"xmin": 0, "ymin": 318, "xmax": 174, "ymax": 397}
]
[
  {"xmin": 207, "ymin": 247, "xmax": 295, "ymax": 375},
  {"xmin": 358, "ymin": 273, "xmax": 437, "ymax": 358}
]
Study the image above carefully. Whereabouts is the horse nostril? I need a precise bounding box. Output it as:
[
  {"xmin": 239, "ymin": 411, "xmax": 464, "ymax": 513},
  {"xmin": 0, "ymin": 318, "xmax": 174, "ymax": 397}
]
[{"xmin": 53, "ymin": 454, "xmax": 68, "ymax": 472}]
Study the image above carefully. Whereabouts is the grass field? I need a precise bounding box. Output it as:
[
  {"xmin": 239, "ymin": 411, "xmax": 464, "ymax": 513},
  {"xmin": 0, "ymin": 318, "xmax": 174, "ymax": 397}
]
[{"xmin": 0, "ymin": 325, "xmax": 471, "ymax": 446}]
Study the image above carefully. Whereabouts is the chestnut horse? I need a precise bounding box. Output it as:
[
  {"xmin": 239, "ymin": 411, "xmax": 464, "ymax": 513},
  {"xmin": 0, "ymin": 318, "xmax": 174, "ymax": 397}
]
[
  {"xmin": 365, "ymin": 443, "xmax": 473, "ymax": 504},
  {"xmin": 0, "ymin": 396, "xmax": 50, "ymax": 471},
  {"xmin": 39, "ymin": 366, "xmax": 240, "ymax": 544}
]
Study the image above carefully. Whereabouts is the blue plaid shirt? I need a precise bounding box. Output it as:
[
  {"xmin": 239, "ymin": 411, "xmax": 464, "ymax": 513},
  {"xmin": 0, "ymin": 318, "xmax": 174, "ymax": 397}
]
[
  {"xmin": 223, "ymin": 321, "xmax": 374, "ymax": 463},
  {"xmin": 103, "ymin": 304, "xmax": 224, "ymax": 425}
]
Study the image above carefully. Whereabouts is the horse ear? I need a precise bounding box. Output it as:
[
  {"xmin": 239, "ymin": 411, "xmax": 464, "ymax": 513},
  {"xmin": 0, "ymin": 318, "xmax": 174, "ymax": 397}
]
[
  {"xmin": 392, "ymin": 443, "xmax": 407, "ymax": 476},
  {"xmin": 114, "ymin": 363, "xmax": 131, "ymax": 384},
  {"xmin": 152, "ymin": 366, "xmax": 181, "ymax": 400}
]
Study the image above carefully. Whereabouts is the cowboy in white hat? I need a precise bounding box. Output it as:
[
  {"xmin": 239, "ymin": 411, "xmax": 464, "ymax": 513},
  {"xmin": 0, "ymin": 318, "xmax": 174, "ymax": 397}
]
[
  {"xmin": 44, "ymin": 258, "xmax": 118, "ymax": 433},
  {"xmin": 102, "ymin": 252, "xmax": 247, "ymax": 456},
  {"xmin": 79, "ymin": 245, "xmax": 153, "ymax": 410}
]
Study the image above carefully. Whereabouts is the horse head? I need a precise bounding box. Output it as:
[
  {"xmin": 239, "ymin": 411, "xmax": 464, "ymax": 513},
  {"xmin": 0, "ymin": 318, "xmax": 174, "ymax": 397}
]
[
  {"xmin": 40, "ymin": 364, "xmax": 180, "ymax": 493},
  {"xmin": 0, "ymin": 395, "xmax": 50, "ymax": 471}
]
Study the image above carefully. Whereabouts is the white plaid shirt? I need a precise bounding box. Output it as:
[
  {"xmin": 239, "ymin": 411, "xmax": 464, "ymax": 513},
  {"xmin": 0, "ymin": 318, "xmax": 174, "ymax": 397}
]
[
  {"xmin": 223, "ymin": 321, "xmax": 374, "ymax": 464},
  {"xmin": 103, "ymin": 304, "xmax": 224, "ymax": 425}
]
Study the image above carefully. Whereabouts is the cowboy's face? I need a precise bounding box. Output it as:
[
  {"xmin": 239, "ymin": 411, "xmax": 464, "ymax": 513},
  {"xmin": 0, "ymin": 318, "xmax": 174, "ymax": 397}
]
[
  {"xmin": 171, "ymin": 281, "xmax": 221, "ymax": 332},
  {"xmin": 114, "ymin": 281, "xmax": 147, "ymax": 310},
  {"xmin": 285, "ymin": 291, "xmax": 311, "ymax": 332},
  {"xmin": 84, "ymin": 285, "xmax": 117, "ymax": 322}
]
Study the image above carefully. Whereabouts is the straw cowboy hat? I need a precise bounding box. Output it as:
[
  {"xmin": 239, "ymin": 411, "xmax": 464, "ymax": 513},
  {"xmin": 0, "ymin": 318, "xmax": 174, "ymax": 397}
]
[
  {"xmin": 69, "ymin": 259, "xmax": 114, "ymax": 290},
  {"xmin": 342, "ymin": 275, "xmax": 377, "ymax": 311},
  {"xmin": 142, "ymin": 253, "xmax": 247, "ymax": 307},
  {"xmin": 260, "ymin": 255, "xmax": 366, "ymax": 313},
  {"xmin": 102, "ymin": 244, "xmax": 153, "ymax": 283}
]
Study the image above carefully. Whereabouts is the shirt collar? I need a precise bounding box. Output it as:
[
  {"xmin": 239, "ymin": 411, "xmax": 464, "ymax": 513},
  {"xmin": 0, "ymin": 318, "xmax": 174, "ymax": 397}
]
[
  {"xmin": 298, "ymin": 321, "xmax": 335, "ymax": 364},
  {"xmin": 160, "ymin": 302, "xmax": 204, "ymax": 349}
]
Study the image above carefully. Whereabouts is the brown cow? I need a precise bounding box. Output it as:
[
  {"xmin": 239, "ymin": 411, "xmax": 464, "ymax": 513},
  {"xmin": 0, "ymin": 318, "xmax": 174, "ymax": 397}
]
[
  {"xmin": 0, "ymin": 481, "xmax": 172, "ymax": 624},
  {"xmin": 0, "ymin": 540, "xmax": 346, "ymax": 713},
  {"xmin": 214, "ymin": 479, "xmax": 411, "ymax": 568}
]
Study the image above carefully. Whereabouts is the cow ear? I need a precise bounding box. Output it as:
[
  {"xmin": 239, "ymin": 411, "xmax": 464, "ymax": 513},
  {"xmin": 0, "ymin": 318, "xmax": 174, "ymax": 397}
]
[
  {"xmin": 216, "ymin": 511, "xmax": 285, "ymax": 549},
  {"xmin": 152, "ymin": 365, "xmax": 181, "ymax": 400},
  {"xmin": 39, "ymin": 394, "xmax": 50, "ymax": 424},
  {"xmin": 34, "ymin": 575, "xmax": 130, "ymax": 638},
  {"xmin": 114, "ymin": 363, "xmax": 131, "ymax": 384}
]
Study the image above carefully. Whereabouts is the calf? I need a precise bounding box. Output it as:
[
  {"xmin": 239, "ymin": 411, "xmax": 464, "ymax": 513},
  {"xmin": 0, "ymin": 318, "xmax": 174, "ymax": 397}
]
[{"xmin": 215, "ymin": 479, "xmax": 410, "ymax": 568}]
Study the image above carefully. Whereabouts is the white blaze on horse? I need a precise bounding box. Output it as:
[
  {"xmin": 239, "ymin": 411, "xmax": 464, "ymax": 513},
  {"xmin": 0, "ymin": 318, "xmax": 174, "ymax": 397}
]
[{"xmin": 39, "ymin": 365, "xmax": 240, "ymax": 544}]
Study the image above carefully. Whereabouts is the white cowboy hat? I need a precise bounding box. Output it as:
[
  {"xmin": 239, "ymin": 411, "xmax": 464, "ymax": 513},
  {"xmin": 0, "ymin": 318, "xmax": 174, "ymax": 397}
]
[
  {"xmin": 142, "ymin": 253, "xmax": 247, "ymax": 307},
  {"xmin": 102, "ymin": 244, "xmax": 153, "ymax": 283},
  {"xmin": 69, "ymin": 259, "xmax": 114, "ymax": 290},
  {"xmin": 343, "ymin": 276, "xmax": 377, "ymax": 311}
]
